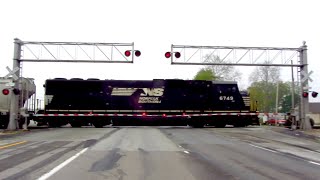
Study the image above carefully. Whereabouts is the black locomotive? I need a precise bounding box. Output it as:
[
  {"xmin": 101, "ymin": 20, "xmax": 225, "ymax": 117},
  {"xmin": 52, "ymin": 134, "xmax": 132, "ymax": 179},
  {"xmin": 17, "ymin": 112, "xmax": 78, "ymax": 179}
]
[{"xmin": 35, "ymin": 78, "xmax": 259, "ymax": 128}]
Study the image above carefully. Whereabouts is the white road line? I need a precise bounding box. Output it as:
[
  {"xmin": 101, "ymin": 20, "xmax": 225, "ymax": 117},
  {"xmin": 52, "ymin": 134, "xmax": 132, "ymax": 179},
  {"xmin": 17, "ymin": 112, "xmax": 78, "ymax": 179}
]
[
  {"xmin": 183, "ymin": 150, "xmax": 190, "ymax": 154},
  {"xmin": 37, "ymin": 148, "xmax": 88, "ymax": 180},
  {"xmin": 249, "ymin": 144, "xmax": 277, "ymax": 153},
  {"xmin": 250, "ymin": 144, "xmax": 320, "ymax": 167},
  {"xmin": 309, "ymin": 161, "xmax": 320, "ymax": 166}
]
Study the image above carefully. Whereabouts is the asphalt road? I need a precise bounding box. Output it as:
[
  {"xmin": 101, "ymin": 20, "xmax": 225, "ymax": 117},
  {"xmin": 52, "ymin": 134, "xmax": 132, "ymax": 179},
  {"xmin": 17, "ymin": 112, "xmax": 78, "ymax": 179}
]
[{"xmin": 0, "ymin": 126, "xmax": 320, "ymax": 180}]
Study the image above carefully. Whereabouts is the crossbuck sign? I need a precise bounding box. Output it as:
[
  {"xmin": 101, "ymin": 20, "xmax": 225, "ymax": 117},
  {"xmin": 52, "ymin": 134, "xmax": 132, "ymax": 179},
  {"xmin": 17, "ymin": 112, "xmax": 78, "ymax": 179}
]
[
  {"xmin": 301, "ymin": 70, "xmax": 313, "ymax": 83},
  {"xmin": 4, "ymin": 66, "xmax": 19, "ymax": 81}
]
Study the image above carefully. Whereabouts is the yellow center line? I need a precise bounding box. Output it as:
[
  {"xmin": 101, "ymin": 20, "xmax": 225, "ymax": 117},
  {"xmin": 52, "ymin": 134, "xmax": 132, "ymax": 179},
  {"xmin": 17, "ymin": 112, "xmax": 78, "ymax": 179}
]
[{"xmin": 0, "ymin": 141, "xmax": 28, "ymax": 150}]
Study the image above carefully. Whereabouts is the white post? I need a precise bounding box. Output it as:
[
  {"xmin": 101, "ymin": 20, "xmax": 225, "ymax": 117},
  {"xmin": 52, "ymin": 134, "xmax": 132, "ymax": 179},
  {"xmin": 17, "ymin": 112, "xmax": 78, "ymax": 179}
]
[
  {"xmin": 299, "ymin": 41, "xmax": 311, "ymax": 130},
  {"xmin": 23, "ymin": 79, "xmax": 29, "ymax": 130},
  {"xmin": 7, "ymin": 38, "xmax": 22, "ymax": 130}
]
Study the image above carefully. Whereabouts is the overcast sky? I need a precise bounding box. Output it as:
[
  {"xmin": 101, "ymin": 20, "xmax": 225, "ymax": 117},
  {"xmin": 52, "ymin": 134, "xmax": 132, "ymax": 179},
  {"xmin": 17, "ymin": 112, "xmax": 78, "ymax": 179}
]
[{"xmin": 0, "ymin": 0, "xmax": 319, "ymax": 101}]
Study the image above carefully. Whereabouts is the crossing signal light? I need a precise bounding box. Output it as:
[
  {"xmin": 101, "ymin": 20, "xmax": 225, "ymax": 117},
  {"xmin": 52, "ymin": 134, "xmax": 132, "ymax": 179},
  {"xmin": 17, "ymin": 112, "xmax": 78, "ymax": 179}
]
[
  {"xmin": 2, "ymin": 89, "xmax": 9, "ymax": 95},
  {"xmin": 302, "ymin": 92, "xmax": 308, "ymax": 98},
  {"xmin": 125, "ymin": 50, "xmax": 131, "ymax": 57},
  {"xmin": 175, "ymin": 52, "xmax": 181, "ymax": 58},
  {"xmin": 312, "ymin": 91, "xmax": 318, "ymax": 98},
  {"xmin": 165, "ymin": 52, "xmax": 181, "ymax": 58},
  {"xmin": 135, "ymin": 50, "xmax": 141, "ymax": 57},
  {"xmin": 125, "ymin": 50, "xmax": 141, "ymax": 57},
  {"xmin": 13, "ymin": 88, "xmax": 20, "ymax": 95},
  {"xmin": 165, "ymin": 52, "xmax": 171, "ymax": 58}
]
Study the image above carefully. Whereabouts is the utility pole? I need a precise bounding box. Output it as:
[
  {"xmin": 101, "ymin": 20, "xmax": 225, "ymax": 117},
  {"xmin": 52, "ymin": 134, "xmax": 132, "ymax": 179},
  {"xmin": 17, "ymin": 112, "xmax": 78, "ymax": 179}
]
[
  {"xmin": 290, "ymin": 60, "xmax": 296, "ymax": 129},
  {"xmin": 7, "ymin": 38, "xmax": 22, "ymax": 130},
  {"xmin": 276, "ymin": 82, "xmax": 279, "ymax": 113},
  {"xmin": 275, "ymin": 81, "xmax": 279, "ymax": 126}
]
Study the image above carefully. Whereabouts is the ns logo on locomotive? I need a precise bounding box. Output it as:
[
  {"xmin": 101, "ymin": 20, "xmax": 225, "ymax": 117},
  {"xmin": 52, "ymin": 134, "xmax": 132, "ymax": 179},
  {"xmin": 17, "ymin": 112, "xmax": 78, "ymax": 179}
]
[{"xmin": 111, "ymin": 88, "xmax": 164, "ymax": 104}]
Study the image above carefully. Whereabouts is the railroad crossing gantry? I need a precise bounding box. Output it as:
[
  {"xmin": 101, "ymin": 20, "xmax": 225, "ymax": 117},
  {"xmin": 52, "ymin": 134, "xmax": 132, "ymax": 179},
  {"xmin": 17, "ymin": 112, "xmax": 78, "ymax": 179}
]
[
  {"xmin": 166, "ymin": 42, "xmax": 312, "ymax": 130},
  {"xmin": 6, "ymin": 38, "xmax": 140, "ymax": 130}
]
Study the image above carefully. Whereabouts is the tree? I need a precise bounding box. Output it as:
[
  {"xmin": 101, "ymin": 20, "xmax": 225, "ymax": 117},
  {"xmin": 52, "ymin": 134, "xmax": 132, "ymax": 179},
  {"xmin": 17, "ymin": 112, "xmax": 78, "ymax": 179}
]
[
  {"xmin": 248, "ymin": 61, "xmax": 282, "ymax": 112},
  {"xmin": 248, "ymin": 81, "xmax": 273, "ymax": 112},
  {"xmin": 203, "ymin": 55, "xmax": 242, "ymax": 82},
  {"xmin": 279, "ymin": 92, "xmax": 299, "ymax": 113},
  {"xmin": 193, "ymin": 68, "xmax": 216, "ymax": 80},
  {"xmin": 248, "ymin": 81, "xmax": 292, "ymax": 113},
  {"xmin": 248, "ymin": 61, "xmax": 297, "ymax": 113},
  {"xmin": 249, "ymin": 61, "xmax": 280, "ymax": 83}
]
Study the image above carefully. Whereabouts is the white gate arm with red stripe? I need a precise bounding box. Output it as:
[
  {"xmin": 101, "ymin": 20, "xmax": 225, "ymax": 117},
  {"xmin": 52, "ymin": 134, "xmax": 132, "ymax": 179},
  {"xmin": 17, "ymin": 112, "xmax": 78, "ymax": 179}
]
[{"xmin": 28, "ymin": 112, "xmax": 286, "ymax": 118}]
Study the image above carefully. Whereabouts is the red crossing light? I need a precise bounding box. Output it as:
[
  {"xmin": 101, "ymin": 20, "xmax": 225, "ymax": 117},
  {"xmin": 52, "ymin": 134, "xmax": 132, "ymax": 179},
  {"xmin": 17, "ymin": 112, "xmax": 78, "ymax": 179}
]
[
  {"xmin": 165, "ymin": 52, "xmax": 171, "ymax": 58},
  {"xmin": 2, "ymin": 89, "xmax": 9, "ymax": 95},
  {"xmin": 165, "ymin": 52, "xmax": 181, "ymax": 58},
  {"xmin": 125, "ymin": 50, "xmax": 131, "ymax": 57},
  {"xmin": 302, "ymin": 92, "xmax": 309, "ymax": 98},
  {"xmin": 125, "ymin": 50, "xmax": 141, "ymax": 57}
]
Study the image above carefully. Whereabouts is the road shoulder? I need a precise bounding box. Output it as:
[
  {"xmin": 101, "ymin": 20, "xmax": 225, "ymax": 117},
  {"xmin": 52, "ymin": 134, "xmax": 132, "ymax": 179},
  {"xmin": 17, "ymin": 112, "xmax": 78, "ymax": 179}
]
[{"xmin": 264, "ymin": 126, "xmax": 320, "ymax": 143}]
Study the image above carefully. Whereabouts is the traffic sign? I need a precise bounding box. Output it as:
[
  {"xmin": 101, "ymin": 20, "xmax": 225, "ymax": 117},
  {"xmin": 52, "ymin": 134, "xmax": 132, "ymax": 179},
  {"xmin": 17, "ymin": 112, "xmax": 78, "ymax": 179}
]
[
  {"xmin": 301, "ymin": 70, "xmax": 313, "ymax": 83},
  {"xmin": 4, "ymin": 66, "xmax": 19, "ymax": 81}
]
